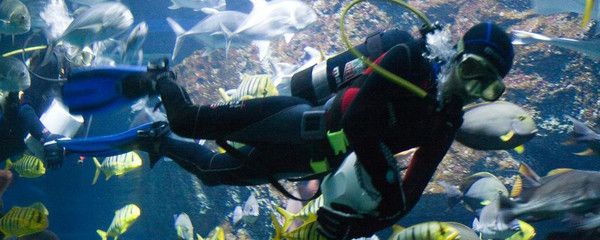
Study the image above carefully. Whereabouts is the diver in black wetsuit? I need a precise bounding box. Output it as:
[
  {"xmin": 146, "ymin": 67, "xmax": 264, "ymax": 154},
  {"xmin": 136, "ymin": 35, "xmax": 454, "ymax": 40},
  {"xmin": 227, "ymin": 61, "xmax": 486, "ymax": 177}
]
[{"xmin": 46, "ymin": 22, "xmax": 514, "ymax": 239}]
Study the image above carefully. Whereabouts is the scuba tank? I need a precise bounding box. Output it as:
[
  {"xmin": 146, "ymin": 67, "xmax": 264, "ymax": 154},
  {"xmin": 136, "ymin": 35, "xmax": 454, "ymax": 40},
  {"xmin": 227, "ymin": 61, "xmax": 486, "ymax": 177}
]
[
  {"xmin": 290, "ymin": 29, "xmax": 414, "ymax": 105},
  {"xmin": 320, "ymin": 152, "xmax": 381, "ymax": 214}
]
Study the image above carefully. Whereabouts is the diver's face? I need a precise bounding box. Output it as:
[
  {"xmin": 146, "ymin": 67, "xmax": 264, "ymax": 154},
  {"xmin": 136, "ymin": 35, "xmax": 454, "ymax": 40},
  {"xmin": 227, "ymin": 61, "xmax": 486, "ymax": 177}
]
[{"xmin": 454, "ymin": 54, "xmax": 505, "ymax": 102}]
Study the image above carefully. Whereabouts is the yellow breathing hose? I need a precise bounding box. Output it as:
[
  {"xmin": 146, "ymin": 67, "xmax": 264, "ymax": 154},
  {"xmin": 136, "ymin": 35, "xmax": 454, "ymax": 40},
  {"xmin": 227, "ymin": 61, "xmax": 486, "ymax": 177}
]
[
  {"xmin": 2, "ymin": 45, "xmax": 47, "ymax": 58},
  {"xmin": 339, "ymin": 0, "xmax": 433, "ymax": 98}
]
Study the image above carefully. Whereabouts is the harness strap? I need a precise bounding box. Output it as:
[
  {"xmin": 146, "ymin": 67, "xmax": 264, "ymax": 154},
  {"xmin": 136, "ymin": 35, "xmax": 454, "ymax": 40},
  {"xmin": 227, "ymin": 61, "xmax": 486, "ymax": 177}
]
[
  {"xmin": 366, "ymin": 31, "xmax": 384, "ymax": 60},
  {"xmin": 270, "ymin": 178, "xmax": 323, "ymax": 202}
]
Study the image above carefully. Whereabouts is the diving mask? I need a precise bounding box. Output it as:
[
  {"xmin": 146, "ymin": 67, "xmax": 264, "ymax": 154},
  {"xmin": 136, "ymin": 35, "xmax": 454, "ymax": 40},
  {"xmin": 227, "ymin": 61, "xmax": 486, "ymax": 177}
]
[{"xmin": 457, "ymin": 54, "xmax": 505, "ymax": 101}]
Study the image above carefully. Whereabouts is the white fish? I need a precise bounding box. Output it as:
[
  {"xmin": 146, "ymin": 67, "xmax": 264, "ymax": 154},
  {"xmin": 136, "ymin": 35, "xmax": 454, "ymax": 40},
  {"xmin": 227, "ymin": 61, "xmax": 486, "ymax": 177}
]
[
  {"xmin": 0, "ymin": 0, "xmax": 31, "ymax": 37},
  {"xmin": 174, "ymin": 212, "xmax": 194, "ymax": 240},
  {"xmin": 165, "ymin": 9, "xmax": 248, "ymax": 60},
  {"xmin": 0, "ymin": 57, "xmax": 30, "ymax": 91},
  {"xmin": 43, "ymin": 2, "xmax": 133, "ymax": 65},
  {"xmin": 472, "ymin": 198, "xmax": 522, "ymax": 239},
  {"xmin": 512, "ymin": 30, "xmax": 600, "ymax": 61},
  {"xmin": 168, "ymin": 0, "xmax": 225, "ymax": 11},
  {"xmin": 121, "ymin": 21, "xmax": 148, "ymax": 65},
  {"xmin": 231, "ymin": 206, "xmax": 243, "ymax": 225},
  {"xmin": 232, "ymin": 193, "xmax": 259, "ymax": 225}
]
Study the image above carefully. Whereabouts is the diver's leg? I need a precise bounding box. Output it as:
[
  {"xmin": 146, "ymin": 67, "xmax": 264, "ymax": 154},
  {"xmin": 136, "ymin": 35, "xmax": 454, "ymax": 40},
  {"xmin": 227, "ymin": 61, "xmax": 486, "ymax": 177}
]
[{"xmin": 156, "ymin": 78, "xmax": 312, "ymax": 141}]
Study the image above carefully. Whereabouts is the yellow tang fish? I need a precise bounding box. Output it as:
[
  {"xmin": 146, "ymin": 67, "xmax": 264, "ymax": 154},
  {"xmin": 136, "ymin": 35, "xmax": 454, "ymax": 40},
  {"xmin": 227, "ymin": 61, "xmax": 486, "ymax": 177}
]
[
  {"xmin": 5, "ymin": 154, "xmax": 46, "ymax": 178},
  {"xmin": 218, "ymin": 74, "xmax": 279, "ymax": 103},
  {"xmin": 0, "ymin": 202, "xmax": 49, "ymax": 239},
  {"xmin": 388, "ymin": 222, "xmax": 459, "ymax": 240},
  {"xmin": 97, "ymin": 204, "xmax": 141, "ymax": 240},
  {"xmin": 92, "ymin": 151, "xmax": 143, "ymax": 185},
  {"xmin": 196, "ymin": 226, "xmax": 224, "ymax": 240}
]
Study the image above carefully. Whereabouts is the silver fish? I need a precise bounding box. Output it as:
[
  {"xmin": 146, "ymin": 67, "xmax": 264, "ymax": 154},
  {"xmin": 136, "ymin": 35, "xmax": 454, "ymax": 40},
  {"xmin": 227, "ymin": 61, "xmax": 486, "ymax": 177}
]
[
  {"xmin": 0, "ymin": 0, "xmax": 31, "ymax": 36},
  {"xmin": 501, "ymin": 162, "xmax": 600, "ymax": 223},
  {"xmin": 564, "ymin": 115, "xmax": 600, "ymax": 157},
  {"xmin": 121, "ymin": 21, "xmax": 148, "ymax": 64},
  {"xmin": 456, "ymin": 101, "xmax": 537, "ymax": 151},
  {"xmin": 439, "ymin": 172, "xmax": 509, "ymax": 214},
  {"xmin": 473, "ymin": 198, "xmax": 526, "ymax": 240},
  {"xmin": 168, "ymin": 0, "xmax": 225, "ymax": 11},
  {"xmin": 0, "ymin": 57, "xmax": 30, "ymax": 91},
  {"xmin": 166, "ymin": 9, "xmax": 248, "ymax": 60},
  {"xmin": 174, "ymin": 212, "xmax": 194, "ymax": 240},
  {"xmin": 512, "ymin": 30, "xmax": 600, "ymax": 61}
]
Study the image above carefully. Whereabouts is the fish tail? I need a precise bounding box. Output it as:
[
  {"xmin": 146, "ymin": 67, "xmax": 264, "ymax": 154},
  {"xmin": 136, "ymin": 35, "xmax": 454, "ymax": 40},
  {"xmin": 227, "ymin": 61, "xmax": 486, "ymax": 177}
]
[
  {"xmin": 275, "ymin": 206, "xmax": 295, "ymax": 232},
  {"xmin": 166, "ymin": 17, "xmax": 185, "ymax": 61},
  {"xmin": 270, "ymin": 213, "xmax": 283, "ymax": 240},
  {"xmin": 97, "ymin": 229, "xmax": 108, "ymax": 240},
  {"xmin": 4, "ymin": 159, "xmax": 12, "ymax": 171},
  {"xmin": 92, "ymin": 157, "xmax": 101, "ymax": 185},
  {"xmin": 437, "ymin": 181, "xmax": 462, "ymax": 210}
]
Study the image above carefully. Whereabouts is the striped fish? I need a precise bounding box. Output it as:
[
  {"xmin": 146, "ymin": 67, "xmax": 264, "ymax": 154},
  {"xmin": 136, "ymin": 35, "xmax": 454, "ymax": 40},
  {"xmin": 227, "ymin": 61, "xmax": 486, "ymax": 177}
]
[
  {"xmin": 92, "ymin": 151, "xmax": 143, "ymax": 185},
  {"xmin": 5, "ymin": 154, "xmax": 45, "ymax": 178},
  {"xmin": 219, "ymin": 74, "xmax": 279, "ymax": 102},
  {"xmin": 272, "ymin": 195, "xmax": 325, "ymax": 240},
  {"xmin": 196, "ymin": 226, "xmax": 225, "ymax": 240},
  {"xmin": 388, "ymin": 222, "xmax": 459, "ymax": 240},
  {"xmin": 97, "ymin": 204, "xmax": 141, "ymax": 240},
  {"xmin": 0, "ymin": 202, "xmax": 49, "ymax": 238}
]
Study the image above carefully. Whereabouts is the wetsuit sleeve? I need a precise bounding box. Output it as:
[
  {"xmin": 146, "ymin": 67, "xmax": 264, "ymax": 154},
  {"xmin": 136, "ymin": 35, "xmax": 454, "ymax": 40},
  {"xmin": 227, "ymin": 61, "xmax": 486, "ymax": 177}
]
[
  {"xmin": 18, "ymin": 104, "xmax": 46, "ymax": 141},
  {"xmin": 341, "ymin": 44, "xmax": 417, "ymax": 216}
]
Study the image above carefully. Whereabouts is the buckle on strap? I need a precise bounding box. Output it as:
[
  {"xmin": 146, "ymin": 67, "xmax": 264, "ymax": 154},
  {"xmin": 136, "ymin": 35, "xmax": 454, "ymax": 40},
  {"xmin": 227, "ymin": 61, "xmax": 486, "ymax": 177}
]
[
  {"xmin": 327, "ymin": 129, "xmax": 349, "ymax": 155},
  {"xmin": 310, "ymin": 157, "xmax": 330, "ymax": 174},
  {"xmin": 301, "ymin": 110, "xmax": 327, "ymax": 140}
]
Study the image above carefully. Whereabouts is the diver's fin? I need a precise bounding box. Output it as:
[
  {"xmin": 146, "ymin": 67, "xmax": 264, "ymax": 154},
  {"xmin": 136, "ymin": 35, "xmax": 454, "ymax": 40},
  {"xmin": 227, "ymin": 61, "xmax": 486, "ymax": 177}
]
[
  {"xmin": 546, "ymin": 168, "xmax": 573, "ymax": 176},
  {"xmin": 92, "ymin": 157, "xmax": 102, "ymax": 185},
  {"xmin": 514, "ymin": 145, "xmax": 525, "ymax": 154},
  {"xmin": 575, "ymin": 148, "xmax": 596, "ymax": 156},
  {"xmin": 500, "ymin": 131, "xmax": 515, "ymax": 142}
]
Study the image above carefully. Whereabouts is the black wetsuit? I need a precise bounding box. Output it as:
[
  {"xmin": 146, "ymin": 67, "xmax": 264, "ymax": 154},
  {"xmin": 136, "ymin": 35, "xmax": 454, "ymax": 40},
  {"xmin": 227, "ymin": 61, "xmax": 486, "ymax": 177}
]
[{"xmin": 0, "ymin": 94, "xmax": 48, "ymax": 161}]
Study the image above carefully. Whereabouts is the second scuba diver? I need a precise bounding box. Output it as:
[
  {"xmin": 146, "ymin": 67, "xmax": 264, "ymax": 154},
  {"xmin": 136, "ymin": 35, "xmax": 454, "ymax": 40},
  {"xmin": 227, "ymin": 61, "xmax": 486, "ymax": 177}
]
[{"xmin": 45, "ymin": 22, "xmax": 514, "ymax": 239}]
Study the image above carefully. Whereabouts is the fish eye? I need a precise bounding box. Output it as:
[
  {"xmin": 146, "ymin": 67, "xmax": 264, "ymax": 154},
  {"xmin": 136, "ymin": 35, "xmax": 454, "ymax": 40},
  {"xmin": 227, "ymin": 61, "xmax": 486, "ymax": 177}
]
[{"xmin": 518, "ymin": 116, "xmax": 527, "ymax": 121}]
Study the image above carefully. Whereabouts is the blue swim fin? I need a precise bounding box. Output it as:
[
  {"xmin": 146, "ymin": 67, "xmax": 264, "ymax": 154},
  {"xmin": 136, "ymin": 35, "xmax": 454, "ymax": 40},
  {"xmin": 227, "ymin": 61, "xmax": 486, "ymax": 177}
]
[{"xmin": 62, "ymin": 65, "xmax": 148, "ymax": 115}]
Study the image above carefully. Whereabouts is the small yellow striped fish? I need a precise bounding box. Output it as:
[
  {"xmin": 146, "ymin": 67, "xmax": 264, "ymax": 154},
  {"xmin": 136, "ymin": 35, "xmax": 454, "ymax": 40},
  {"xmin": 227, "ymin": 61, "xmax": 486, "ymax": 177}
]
[
  {"xmin": 196, "ymin": 226, "xmax": 225, "ymax": 240},
  {"xmin": 271, "ymin": 195, "xmax": 325, "ymax": 240},
  {"xmin": 388, "ymin": 222, "xmax": 459, "ymax": 240},
  {"xmin": 272, "ymin": 217, "xmax": 328, "ymax": 240},
  {"xmin": 92, "ymin": 151, "xmax": 143, "ymax": 185},
  {"xmin": 5, "ymin": 154, "xmax": 46, "ymax": 178},
  {"xmin": 218, "ymin": 74, "xmax": 279, "ymax": 102},
  {"xmin": 97, "ymin": 204, "xmax": 141, "ymax": 240},
  {"xmin": 0, "ymin": 202, "xmax": 49, "ymax": 238},
  {"xmin": 274, "ymin": 195, "xmax": 323, "ymax": 232}
]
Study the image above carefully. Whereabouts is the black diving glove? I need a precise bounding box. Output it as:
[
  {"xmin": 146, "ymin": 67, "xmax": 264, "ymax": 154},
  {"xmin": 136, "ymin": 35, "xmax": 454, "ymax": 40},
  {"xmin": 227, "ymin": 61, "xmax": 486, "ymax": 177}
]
[
  {"xmin": 43, "ymin": 141, "xmax": 65, "ymax": 169},
  {"xmin": 316, "ymin": 203, "xmax": 381, "ymax": 239},
  {"xmin": 121, "ymin": 58, "xmax": 176, "ymax": 98}
]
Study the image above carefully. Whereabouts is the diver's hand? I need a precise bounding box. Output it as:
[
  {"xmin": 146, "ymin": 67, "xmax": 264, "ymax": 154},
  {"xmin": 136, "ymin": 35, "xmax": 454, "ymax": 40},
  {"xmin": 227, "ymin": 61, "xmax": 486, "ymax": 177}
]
[
  {"xmin": 316, "ymin": 203, "xmax": 376, "ymax": 240},
  {"xmin": 43, "ymin": 141, "xmax": 65, "ymax": 169},
  {"xmin": 145, "ymin": 58, "xmax": 177, "ymax": 93},
  {"xmin": 41, "ymin": 133, "xmax": 66, "ymax": 144}
]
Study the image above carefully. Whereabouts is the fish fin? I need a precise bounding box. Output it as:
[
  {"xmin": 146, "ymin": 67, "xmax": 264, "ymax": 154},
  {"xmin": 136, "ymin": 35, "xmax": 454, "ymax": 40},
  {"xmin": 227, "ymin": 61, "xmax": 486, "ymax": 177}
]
[
  {"xmin": 518, "ymin": 162, "xmax": 541, "ymax": 187},
  {"xmin": 511, "ymin": 30, "xmax": 550, "ymax": 45},
  {"xmin": 514, "ymin": 145, "xmax": 525, "ymax": 154},
  {"xmin": 271, "ymin": 213, "xmax": 283, "ymax": 240},
  {"xmin": 4, "ymin": 159, "xmax": 12, "ymax": 171},
  {"xmin": 582, "ymin": 0, "xmax": 595, "ymax": 27},
  {"xmin": 480, "ymin": 200, "xmax": 492, "ymax": 206},
  {"xmin": 498, "ymin": 195, "xmax": 517, "ymax": 221},
  {"xmin": 275, "ymin": 206, "xmax": 295, "ymax": 232},
  {"xmin": 166, "ymin": 17, "xmax": 186, "ymax": 61},
  {"xmin": 92, "ymin": 157, "xmax": 101, "ymax": 185},
  {"xmin": 114, "ymin": 235, "xmax": 119, "ymax": 240},
  {"xmin": 561, "ymin": 139, "xmax": 577, "ymax": 146},
  {"xmin": 30, "ymin": 202, "xmax": 49, "ymax": 215},
  {"xmin": 252, "ymin": 40, "xmax": 271, "ymax": 61},
  {"xmin": 79, "ymin": 23, "xmax": 103, "ymax": 33},
  {"xmin": 500, "ymin": 130, "xmax": 515, "ymax": 142},
  {"xmin": 249, "ymin": 0, "xmax": 268, "ymax": 9},
  {"xmin": 391, "ymin": 224, "xmax": 405, "ymax": 234},
  {"xmin": 106, "ymin": 174, "xmax": 112, "ymax": 181},
  {"xmin": 196, "ymin": 233, "xmax": 204, "ymax": 240},
  {"xmin": 510, "ymin": 175, "xmax": 523, "ymax": 198},
  {"xmin": 97, "ymin": 229, "xmax": 107, "ymax": 240},
  {"xmin": 546, "ymin": 168, "xmax": 573, "ymax": 176},
  {"xmin": 214, "ymin": 227, "xmax": 224, "ymax": 240},
  {"xmin": 200, "ymin": 7, "xmax": 220, "ymax": 15},
  {"xmin": 566, "ymin": 115, "xmax": 600, "ymax": 141},
  {"xmin": 283, "ymin": 33, "xmax": 295, "ymax": 43},
  {"xmin": 218, "ymin": 88, "xmax": 232, "ymax": 102},
  {"xmin": 218, "ymin": 22, "xmax": 234, "ymax": 59},
  {"xmin": 574, "ymin": 148, "xmax": 596, "ymax": 156},
  {"xmin": 472, "ymin": 218, "xmax": 481, "ymax": 231},
  {"xmin": 437, "ymin": 181, "xmax": 462, "ymax": 210},
  {"xmin": 168, "ymin": 0, "xmax": 180, "ymax": 9}
]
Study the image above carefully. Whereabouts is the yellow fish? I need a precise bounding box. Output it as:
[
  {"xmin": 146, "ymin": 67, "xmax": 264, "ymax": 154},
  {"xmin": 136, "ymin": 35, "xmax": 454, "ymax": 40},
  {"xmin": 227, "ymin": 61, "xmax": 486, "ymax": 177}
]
[
  {"xmin": 196, "ymin": 226, "xmax": 224, "ymax": 240},
  {"xmin": 92, "ymin": 151, "xmax": 143, "ymax": 185},
  {"xmin": 5, "ymin": 154, "xmax": 46, "ymax": 178},
  {"xmin": 0, "ymin": 202, "xmax": 49, "ymax": 239},
  {"xmin": 97, "ymin": 204, "xmax": 141, "ymax": 240},
  {"xmin": 388, "ymin": 222, "xmax": 459, "ymax": 240},
  {"xmin": 271, "ymin": 195, "xmax": 325, "ymax": 240},
  {"xmin": 272, "ymin": 217, "xmax": 328, "ymax": 240},
  {"xmin": 218, "ymin": 74, "xmax": 279, "ymax": 102},
  {"xmin": 505, "ymin": 220, "xmax": 536, "ymax": 240}
]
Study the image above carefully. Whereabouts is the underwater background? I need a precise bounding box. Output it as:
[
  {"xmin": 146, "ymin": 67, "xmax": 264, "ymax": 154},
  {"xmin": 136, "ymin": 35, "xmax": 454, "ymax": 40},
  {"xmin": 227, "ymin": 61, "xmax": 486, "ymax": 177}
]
[{"xmin": 2, "ymin": 0, "xmax": 600, "ymax": 239}]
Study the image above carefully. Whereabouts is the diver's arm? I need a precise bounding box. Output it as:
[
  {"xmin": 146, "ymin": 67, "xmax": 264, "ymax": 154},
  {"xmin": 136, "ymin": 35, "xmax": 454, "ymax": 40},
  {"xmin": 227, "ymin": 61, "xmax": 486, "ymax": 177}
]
[{"xmin": 17, "ymin": 104, "xmax": 47, "ymax": 141}]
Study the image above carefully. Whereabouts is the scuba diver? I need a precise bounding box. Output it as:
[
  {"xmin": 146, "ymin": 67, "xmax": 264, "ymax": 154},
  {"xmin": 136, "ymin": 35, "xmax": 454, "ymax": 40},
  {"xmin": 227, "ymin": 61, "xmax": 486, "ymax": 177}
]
[{"xmin": 44, "ymin": 18, "xmax": 514, "ymax": 239}]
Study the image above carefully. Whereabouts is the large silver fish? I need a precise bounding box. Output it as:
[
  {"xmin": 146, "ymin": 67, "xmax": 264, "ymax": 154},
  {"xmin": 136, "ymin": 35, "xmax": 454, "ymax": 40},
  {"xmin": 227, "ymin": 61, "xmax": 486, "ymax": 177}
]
[
  {"xmin": 512, "ymin": 30, "xmax": 600, "ymax": 61},
  {"xmin": 456, "ymin": 101, "xmax": 537, "ymax": 152},
  {"xmin": 43, "ymin": 2, "xmax": 133, "ymax": 65},
  {"xmin": 168, "ymin": 0, "xmax": 225, "ymax": 11},
  {"xmin": 439, "ymin": 172, "xmax": 509, "ymax": 214},
  {"xmin": 0, "ymin": 0, "xmax": 31, "ymax": 36},
  {"xmin": 473, "ymin": 198, "xmax": 536, "ymax": 240},
  {"xmin": 121, "ymin": 21, "xmax": 148, "ymax": 65},
  {"xmin": 0, "ymin": 57, "xmax": 30, "ymax": 91},
  {"xmin": 166, "ymin": 9, "xmax": 248, "ymax": 60},
  {"xmin": 564, "ymin": 115, "xmax": 600, "ymax": 157},
  {"xmin": 500, "ymin": 162, "xmax": 600, "ymax": 223}
]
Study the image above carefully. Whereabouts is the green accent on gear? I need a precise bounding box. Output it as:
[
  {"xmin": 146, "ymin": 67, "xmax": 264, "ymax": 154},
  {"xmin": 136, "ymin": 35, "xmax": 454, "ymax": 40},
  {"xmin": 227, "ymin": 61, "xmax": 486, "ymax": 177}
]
[
  {"xmin": 310, "ymin": 158, "xmax": 330, "ymax": 174},
  {"xmin": 327, "ymin": 129, "xmax": 349, "ymax": 155},
  {"xmin": 339, "ymin": 0, "xmax": 432, "ymax": 98},
  {"xmin": 2, "ymin": 45, "xmax": 47, "ymax": 58}
]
